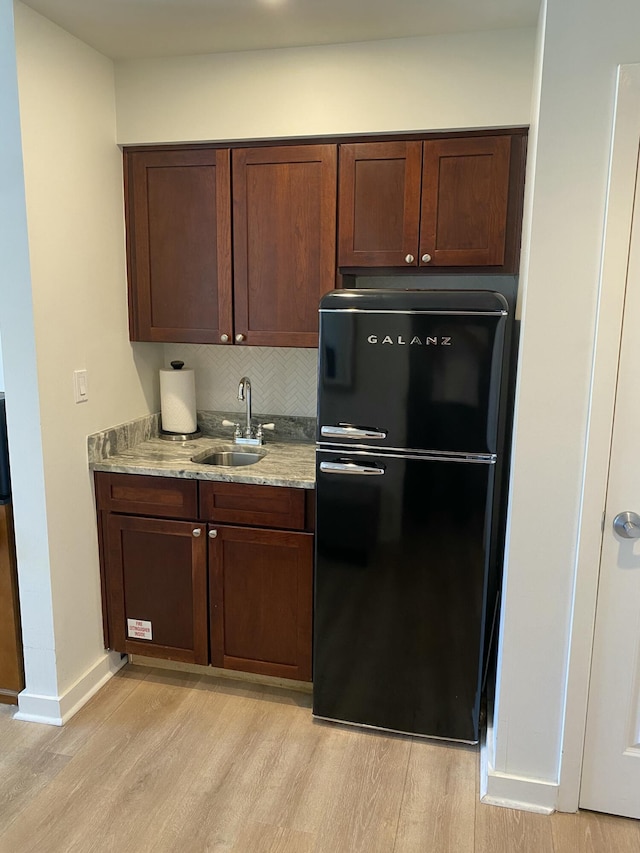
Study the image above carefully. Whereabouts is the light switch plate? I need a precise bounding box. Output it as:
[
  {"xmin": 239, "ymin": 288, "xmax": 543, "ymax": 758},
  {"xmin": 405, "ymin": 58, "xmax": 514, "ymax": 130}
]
[{"xmin": 73, "ymin": 369, "xmax": 88, "ymax": 403}]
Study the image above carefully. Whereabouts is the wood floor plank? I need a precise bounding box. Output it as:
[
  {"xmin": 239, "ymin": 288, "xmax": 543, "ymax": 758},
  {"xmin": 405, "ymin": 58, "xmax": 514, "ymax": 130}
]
[
  {"xmin": 0, "ymin": 668, "xmax": 204, "ymax": 852},
  {"xmin": 0, "ymin": 667, "xmax": 150, "ymax": 839},
  {"xmin": 310, "ymin": 724, "xmax": 411, "ymax": 853},
  {"xmin": 230, "ymin": 822, "xmax": 315, "ymax": 853},
  {"xmin": 234, "ymin": 699, "xmax": 330, "ymax": 833},
  {"xmin": 0, "ymin": 704, "xmax": 60, "ymax": 753},
  {"xmin": 551, "ymin": 809, "xmax": 640, "ymax": 853},
  {"xmin": 82, "ymin": 670, "xmax": 315, "ymax": 852},
  {"xmin": 393, "ymin": 739, "xmax": 476, "ymax": 853},
  {"xmin": 1, "ymin": 664, "xmax": 639, "ymax": 853},
  {"xmin": 0, "ymin": 664, "xmax": 149, "ymax": 761},
  {"xmin": 153, "ymin": 678, "xmax": 316, "ymax": 852},
  {"xmin": 475, "ymin": 801, "xmax": 557, "ymax": 853},
  {"xmin": 44, "ymin": 663, "xmax": 152, "ymax": 757},
  {"xmin": 245, "ymin": 715, "xmax": 406, "ymax": 844},
  {"xmin": 0, "ymin": 746, "xmax": 71, "ymax": 837}
]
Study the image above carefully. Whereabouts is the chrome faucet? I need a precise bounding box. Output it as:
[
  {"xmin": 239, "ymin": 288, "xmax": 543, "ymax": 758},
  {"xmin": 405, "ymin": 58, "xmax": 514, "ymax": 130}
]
[
  {"xmin": 238, "ymin": 376, "xmax": 252, "ymax": 439},
  {"xmin": 221, "ymin": 376, "xmax": 275, "ymax": 446}
]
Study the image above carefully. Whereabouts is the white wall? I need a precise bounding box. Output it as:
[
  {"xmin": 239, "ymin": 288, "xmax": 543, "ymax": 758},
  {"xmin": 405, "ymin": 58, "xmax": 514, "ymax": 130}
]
[
  {"xmin": 11, "ymin": 3, "xmax": 163, "ymax": 721},
  {"xmin": 115, "ymin": 28, "xmax": 535, "ymax": 144},
  {"xmin": 0, "ymin": 0, "xmax": 56, "ymax": 705},
  {"xmin": 488, "ymin": 0, "xmax": 640, "ymax": 811}
]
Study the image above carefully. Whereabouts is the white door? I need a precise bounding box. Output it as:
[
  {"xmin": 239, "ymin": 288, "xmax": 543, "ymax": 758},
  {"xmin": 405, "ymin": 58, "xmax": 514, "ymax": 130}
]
[{"xmin": 579, "ymin": 137, "xmax": 640, "ymax": 818}]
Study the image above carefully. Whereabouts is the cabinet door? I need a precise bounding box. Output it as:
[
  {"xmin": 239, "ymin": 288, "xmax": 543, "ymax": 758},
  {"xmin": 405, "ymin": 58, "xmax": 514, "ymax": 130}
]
[
  {"xmin": 338, "ymin": 141, "xmax": 423, "ymax": 267},
  {"xmin": 420, "ymin": 135, "xmax": 511, "ymax": 267},
  {"xmin": 105, "ymin": 515, "xmax": 208, "ymax": 664},
  {"xmin": 126, "ymin": 148, "xmax": 233, "ymax": 344},
  {"xmin": 209, "ymin": 525, "xmax": 313, "ymax": 681},
  {"xmin": 232, "ymin": 145, "xmax": 337, "ymax": 347}
]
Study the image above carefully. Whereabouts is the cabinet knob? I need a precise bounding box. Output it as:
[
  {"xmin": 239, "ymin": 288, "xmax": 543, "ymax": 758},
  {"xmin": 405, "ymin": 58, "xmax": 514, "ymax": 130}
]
[
  {"xmin": 404, "ymin": 254, "xmax": 415, "ymax": 264},
  {"xmin": 208, "ymin": 529, "xmax": 218, "ymax": 539},
  {"xmin": 235, "ymin": 333, "xmax": 246, "ymax": 342},
  {"xmin": 220, "ymin": 333, "xmax": 229, "ymax": 343},
  {"xmin": 192, "ymin": 528, "xmax": 202, "ymax": 537},
  {"xmin": 421, "ymin": 253, "xmax": 432, "ymax": 263}
]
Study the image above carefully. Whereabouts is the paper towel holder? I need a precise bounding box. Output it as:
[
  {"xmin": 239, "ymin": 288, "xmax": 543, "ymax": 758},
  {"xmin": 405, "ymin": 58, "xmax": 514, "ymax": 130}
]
[
  {"xmin": 160, "ymin": 428, "xmax": 202, "ymax": 442},
  {"xmin": 159, "ymin": 360, "xmax": 202, "ymax": 441}
]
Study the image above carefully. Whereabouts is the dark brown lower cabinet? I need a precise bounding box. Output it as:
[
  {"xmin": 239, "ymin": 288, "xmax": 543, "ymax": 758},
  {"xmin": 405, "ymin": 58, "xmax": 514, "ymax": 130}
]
[
  {"xmin": 105, "ymin": 514, "xmax": 209, "ymax": 664},
  {"xmin": 96, "ymin": 472, "xmax": 314, "ymax": 682},
  {"xmin": 209, "ymin": 525, "xmax": 313, "ymax": 681}
]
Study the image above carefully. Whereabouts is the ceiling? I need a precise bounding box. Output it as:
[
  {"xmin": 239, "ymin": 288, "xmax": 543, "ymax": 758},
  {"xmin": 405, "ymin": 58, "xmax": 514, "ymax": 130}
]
[{"xmin": 19, "ymin": 0, "xmax": 540, "ymax": 61}]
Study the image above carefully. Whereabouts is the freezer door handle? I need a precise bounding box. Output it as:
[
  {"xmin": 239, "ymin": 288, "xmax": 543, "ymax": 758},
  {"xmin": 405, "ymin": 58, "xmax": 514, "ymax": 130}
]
[
  {"xmin": 320, "ymin": 425, "xmax": 388, "ymax": 440},
  {"xmin": 319, "ymin": 461, "xmax": 386, "ymax": 476}
]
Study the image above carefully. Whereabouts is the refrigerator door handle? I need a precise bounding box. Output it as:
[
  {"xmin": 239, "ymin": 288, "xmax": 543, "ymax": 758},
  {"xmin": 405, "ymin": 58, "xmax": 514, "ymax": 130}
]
[
  {"xmin": 319, "ymin": 461, "xmax": 386, "ymax": 476},
  {"xmin": 320, "ymin": 425, "xmax": 388, "ymax": 440}
]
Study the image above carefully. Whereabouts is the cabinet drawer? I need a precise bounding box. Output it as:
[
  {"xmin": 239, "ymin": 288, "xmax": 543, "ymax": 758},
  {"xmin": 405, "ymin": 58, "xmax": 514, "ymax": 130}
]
[
  {"xmin": 95, "ymin": 472, "xmax": 198, "ymax": 519},
  {"xmin": 199, "ymin": 481, "xmax": 306, "ymax": 530}
]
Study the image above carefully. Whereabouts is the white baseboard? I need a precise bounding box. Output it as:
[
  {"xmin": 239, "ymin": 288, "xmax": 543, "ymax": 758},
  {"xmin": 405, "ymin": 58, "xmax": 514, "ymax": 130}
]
[
  {"xmin": 14, "ymin": 651, "xmax": 127, "ymax": 726},
  {"xmin": 480, "ymin": 718, "xmax": 558, "ymax": 814}
]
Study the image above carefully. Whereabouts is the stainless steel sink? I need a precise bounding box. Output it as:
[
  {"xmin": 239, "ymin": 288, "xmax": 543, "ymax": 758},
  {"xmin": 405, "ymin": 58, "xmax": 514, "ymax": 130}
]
[{"xmin": 191, "ymin": 444, "xmax": 266, "ymax": 467}]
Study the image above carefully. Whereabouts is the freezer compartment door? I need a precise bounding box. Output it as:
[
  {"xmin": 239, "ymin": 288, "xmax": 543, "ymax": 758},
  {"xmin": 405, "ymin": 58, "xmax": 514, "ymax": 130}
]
[
  {"xmin": 313, "ymin": 449, "xmax": 496, "ymax": 742},
  {"xmin": 317, "ymin": 293, "xmax": 509, "ymax": 454}
]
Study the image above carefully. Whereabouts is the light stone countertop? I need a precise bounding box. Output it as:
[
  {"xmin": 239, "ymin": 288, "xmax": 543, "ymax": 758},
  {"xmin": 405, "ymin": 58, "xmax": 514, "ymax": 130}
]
[{"xmin": 90, "ymin": 434, "xmax": 316, "ymax": 489}]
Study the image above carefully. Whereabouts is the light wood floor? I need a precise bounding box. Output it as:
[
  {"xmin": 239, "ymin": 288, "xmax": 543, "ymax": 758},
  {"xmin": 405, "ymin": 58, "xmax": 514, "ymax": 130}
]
[{"xmin": 0, "ymin": 665, "xmax": 638, "ymax": 852}]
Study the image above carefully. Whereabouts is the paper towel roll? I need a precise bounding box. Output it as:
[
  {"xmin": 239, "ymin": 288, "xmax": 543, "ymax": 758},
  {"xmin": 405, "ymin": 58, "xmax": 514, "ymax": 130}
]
[{"xmin": 160, "ymin": 363, "xmax": 197, "ymax": 434}]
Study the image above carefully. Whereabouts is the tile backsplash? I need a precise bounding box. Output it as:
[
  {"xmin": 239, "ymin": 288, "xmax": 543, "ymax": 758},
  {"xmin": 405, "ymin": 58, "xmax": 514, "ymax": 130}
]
[{"xmin": 164, "ymin": 344, "xmax": 318, "ymax": 417}]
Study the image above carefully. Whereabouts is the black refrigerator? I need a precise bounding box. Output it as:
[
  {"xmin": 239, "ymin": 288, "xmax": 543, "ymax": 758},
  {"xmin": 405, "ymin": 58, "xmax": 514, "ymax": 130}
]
[{"xmin": 313, "ymin": 289, "xmax": 512, "ymax": 743}]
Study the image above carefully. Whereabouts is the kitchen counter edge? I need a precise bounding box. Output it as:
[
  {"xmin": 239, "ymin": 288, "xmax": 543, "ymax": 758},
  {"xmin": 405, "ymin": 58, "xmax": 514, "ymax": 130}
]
[{"xmin": 90, "ymin": 435, "xmax": 316, "ymax": 490}]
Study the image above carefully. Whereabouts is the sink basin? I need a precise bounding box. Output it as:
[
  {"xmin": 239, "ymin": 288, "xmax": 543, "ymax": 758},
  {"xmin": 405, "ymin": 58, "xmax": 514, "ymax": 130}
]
[{"xmin": 191, "ymin": 444, "xmax": 266, "ymax": 467}]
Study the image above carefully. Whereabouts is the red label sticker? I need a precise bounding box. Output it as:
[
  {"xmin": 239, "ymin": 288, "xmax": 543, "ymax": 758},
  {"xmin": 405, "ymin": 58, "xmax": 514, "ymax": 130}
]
[{"xmin": 127, "ymin": 618, "xmax": 152, "ymax": 641}]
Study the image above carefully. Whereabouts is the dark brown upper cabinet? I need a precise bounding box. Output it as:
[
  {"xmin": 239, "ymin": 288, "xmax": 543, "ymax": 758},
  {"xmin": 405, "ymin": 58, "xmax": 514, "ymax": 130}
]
[
  {"xmin": 338, "ymin": 140, "xmax": 423, "ymax": 268},
  {"xmin": 125, "ymin": 148, "xmax": 233, "ymax": 344},
  {"xmin": 338, "ymin": 133, "xmax": 525, "ymax": 272},
  {"xmin": 232, "ymin": 145, "xmax": 337, "ymax": 348},
  {"xmin": 125, "ymin": 143, "xmax": 337, "ymax": 347}
]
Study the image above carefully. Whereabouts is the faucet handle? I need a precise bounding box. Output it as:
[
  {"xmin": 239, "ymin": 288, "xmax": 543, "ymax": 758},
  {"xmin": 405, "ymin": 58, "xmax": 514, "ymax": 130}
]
[
  {"xmin": 256, "ymin": 423, "xmax": 275, "ymax": 442},
  {"xmin": 222, "ymin": 419, "xmax": 242, "ymax": 440}
]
